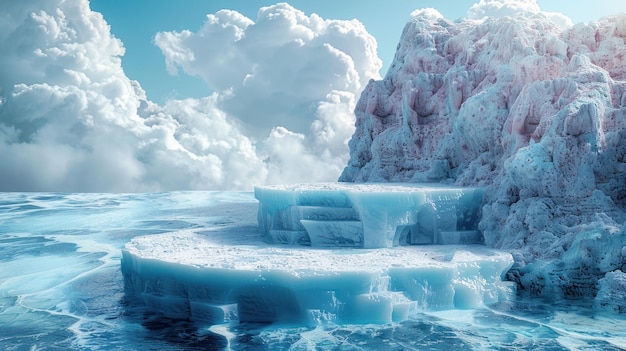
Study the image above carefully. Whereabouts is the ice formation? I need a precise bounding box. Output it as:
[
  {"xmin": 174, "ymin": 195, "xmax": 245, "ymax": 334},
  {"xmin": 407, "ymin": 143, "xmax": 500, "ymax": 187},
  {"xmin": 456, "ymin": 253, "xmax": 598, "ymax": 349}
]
[
  {"xmin": 122, "ymin": 184, "xmax": 517, "ymax": 327},
  {"xmin": 255, "ymin": 183, "xmax": 484, "ymax": 248},
  {"xmin": 122, "ymin": 231, "xmax": 514, "ymax": 325},
  {"xmin": 339, "ymin": 9, "xmax": 626, "ymax": 305}
]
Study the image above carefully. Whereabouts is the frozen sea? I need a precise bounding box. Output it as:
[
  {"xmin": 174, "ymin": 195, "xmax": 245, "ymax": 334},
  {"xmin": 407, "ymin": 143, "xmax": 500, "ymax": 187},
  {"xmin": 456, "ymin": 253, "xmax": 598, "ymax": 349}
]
[{"xmin": 0, "ymin": 191, "xmax": 624, "ymax": 351}]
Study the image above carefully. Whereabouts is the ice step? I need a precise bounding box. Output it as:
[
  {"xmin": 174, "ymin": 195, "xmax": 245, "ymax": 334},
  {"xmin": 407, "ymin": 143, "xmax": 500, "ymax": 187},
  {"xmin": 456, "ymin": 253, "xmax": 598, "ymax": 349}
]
[
  {"xmin": 300, "ymin": 220, "xmax": 364, "ymax": 247},
  {"xmin": 269, "ymin": 205, "xmax": 360, "ymax": 232}
]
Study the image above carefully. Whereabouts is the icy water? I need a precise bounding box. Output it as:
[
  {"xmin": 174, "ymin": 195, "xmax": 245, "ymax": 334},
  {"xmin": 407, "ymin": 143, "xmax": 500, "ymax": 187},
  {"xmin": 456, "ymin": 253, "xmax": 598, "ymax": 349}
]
[{"xmin": 0, "ymin": 191, "xmax": 624, "ymax": 350}]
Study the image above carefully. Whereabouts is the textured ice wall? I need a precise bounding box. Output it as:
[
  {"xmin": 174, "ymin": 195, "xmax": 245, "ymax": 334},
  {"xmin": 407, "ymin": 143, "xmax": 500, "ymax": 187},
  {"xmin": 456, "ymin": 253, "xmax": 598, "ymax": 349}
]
[{"xmin": 340, "ymin": 10, "xmax": 626, "ymax": 306}]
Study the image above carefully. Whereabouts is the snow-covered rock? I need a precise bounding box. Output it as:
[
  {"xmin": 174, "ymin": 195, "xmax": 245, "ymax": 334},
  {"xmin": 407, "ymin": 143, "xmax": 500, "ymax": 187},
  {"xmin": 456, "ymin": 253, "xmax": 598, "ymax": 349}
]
[{"xmin": 340, "ymin": 9, "xmax": 626, "ymax": 300}]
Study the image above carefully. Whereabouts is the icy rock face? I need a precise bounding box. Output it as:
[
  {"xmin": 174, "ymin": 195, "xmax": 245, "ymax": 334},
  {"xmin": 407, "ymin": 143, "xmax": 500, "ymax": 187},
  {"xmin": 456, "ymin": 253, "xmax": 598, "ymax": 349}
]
[{"xmin": 340, "ymin": 11, "xmax": 626, "ymax": 299}]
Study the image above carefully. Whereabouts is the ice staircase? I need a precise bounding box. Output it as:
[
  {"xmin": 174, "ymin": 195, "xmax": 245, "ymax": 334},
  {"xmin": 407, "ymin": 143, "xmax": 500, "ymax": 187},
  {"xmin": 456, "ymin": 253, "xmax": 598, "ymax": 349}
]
[
  {"xmin": 264, "ymin": 191, "xmax": 363, "ymax": 247},
  {"xmin": 255, "ymin": 183, "xmax": 485, "ymax": 249}
]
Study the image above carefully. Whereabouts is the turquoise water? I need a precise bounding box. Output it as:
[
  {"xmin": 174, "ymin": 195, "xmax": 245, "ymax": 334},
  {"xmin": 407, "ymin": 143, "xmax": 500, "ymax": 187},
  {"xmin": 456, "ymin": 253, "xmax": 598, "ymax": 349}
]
[{"xmin": 0, "ymin": 192, "xmax": 623, "ymax": 350}]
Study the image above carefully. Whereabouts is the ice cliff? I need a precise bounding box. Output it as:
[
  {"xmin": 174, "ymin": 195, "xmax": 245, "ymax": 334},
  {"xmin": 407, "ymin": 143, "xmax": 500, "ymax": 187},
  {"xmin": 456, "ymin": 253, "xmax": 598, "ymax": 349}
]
[{"xmin": 340, "ymin": 9, "xmax": 626, "ymax": 307}]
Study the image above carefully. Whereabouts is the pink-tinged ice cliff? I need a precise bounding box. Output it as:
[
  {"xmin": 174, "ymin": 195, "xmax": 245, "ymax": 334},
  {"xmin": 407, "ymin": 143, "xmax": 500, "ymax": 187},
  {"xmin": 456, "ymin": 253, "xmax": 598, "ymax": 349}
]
[{"xmin": 340, "ymin": 8, "xmax": 626, "ymax": 308}]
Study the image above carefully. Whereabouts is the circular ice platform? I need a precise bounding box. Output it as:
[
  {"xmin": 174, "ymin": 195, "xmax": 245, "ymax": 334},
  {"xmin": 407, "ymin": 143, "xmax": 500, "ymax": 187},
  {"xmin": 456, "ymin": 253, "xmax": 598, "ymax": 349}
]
[{"xmin": 122, "ymin": 230, "xmax": 514, "ymax": 326}]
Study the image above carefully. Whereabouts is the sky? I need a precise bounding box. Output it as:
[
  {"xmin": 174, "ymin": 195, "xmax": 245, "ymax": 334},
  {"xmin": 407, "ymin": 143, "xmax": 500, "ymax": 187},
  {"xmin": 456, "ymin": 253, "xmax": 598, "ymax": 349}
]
[
  {"xmin": 89, "ymin": 0, "xmax": 626, "ymax": 104},
  {"xmin": 1, "ymin": 0, "xmax": 625, "ymax": 192}
]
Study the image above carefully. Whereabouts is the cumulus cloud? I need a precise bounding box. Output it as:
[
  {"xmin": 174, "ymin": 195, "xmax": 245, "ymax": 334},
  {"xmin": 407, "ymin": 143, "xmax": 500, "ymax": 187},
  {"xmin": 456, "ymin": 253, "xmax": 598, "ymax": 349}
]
[
  {"xmin": 0, "ymin": 0, "xmax": 379, "ymax": 191},
  {"xmin": 410, "ymin": 8, "xmax": 444, "ymax": 22},
  {"xmin": 136, "ymin": 95, "xmax": 269, "ymax": 191},
  {"xmin": 467, "ymin": 0, "xmax": 572, "ymax": 28},
  {"xmin": 154, "ymin": 3, "xmax": 381, "ymax": 137},
  {"xmin": 262, "ymin": 90, "xmax": 357, "ymax": 184},
  {"xmin": 467, "ymin": 0, "xmax": 540, "ymax": 18},
  {"xmin": 0, "ymin": 0, "xmax": 146, "ymax": 191}
]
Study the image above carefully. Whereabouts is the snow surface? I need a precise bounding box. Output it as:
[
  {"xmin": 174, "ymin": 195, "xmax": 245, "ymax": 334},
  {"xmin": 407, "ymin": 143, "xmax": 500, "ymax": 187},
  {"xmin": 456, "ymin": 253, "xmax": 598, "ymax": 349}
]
[
  {"xmin": 255, "ymin": 182, "xmax": 484, "ymax": 248},
  {"xmin": 339, "ymin": 8, "xmax": 626, "ymax": 304},
  {"xmin": 122, "ymin": 230, "xmax": 514, "ymax": 325}
]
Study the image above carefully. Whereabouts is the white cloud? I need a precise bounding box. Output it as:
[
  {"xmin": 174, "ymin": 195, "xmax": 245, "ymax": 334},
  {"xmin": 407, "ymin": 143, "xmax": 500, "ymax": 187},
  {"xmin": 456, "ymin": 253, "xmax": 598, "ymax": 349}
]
[
  {"xmin": 467, "ymin": 0, "xmax": 540, "ymax": 18},
  {"xmin": 0, "ymin": 0, "xmax": 380, "ymax": 191},
  {"xmin": 0, "ymin": 0, "xmax": 146, "ymax": 192},
  {"xmin": 410, "ymin": 8, "xmax": 444, "ymax": 22},
  {"xmin": 262, "ymin": 90, "xmax": 357, "ymax": 185},
  {"xmin": 137, "ymin": 96, "xmax": 268, "ymax": 190},
  {"xmin": 467, "ymin": 0, "xmax": 572, "ymax": 28},
  {"xmin": 155, "ymin": 3, "xmax": 381, "ymax": 137}
]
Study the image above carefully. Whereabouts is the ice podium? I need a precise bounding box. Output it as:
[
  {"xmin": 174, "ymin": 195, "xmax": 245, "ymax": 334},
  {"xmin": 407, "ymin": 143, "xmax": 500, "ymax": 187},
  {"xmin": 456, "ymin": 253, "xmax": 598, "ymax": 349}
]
[{"xmin": 122, "ymin": 183, "xmax": 515, "ymax": 326}]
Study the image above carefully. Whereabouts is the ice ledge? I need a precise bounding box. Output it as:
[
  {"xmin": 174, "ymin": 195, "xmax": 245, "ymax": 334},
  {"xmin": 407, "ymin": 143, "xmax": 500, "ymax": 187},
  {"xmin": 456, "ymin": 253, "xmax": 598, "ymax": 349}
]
[
  {"xmin": 255, "ymin": 183, "xmax": 485, "ymax": 248},
  {"xmin": 121, "ymin": 230, "xmax": 515, "ymax": 326}
]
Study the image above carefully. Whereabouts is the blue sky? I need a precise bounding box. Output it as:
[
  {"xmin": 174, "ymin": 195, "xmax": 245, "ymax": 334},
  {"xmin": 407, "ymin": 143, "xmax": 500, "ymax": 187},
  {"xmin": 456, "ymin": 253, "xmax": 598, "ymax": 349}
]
[{"xmin": 90, "ymin": 0, "xmax": 626, "ymax": 104}]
